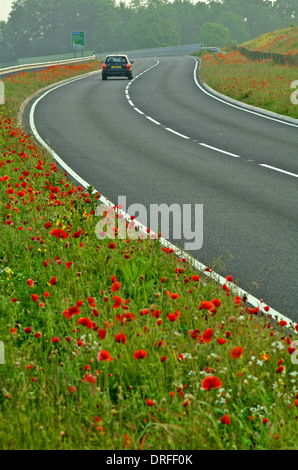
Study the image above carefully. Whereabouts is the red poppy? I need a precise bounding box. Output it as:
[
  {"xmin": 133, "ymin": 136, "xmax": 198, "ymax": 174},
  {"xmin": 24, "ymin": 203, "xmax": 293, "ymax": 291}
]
[
  {"xmin": 276, "ymin": 366, "xmax": 285, "ymax": 373},
  {"xmin": 31, "ymin": 294, "xmax": 39, "ymax": 302},
  {"xmin": 24, "ymin": 327, "xmax": 32, "ymax": 334},
  {"xmin": 221, "ymin": 414, "xmax": 231, "ymax": 425},
  {"xmin": 202, "ymin": 328, "xmax": 213, "ymax": 343},
  {"xmin": 217, "ymin": 338, "xmax": 227, "ymax": 345},
  {"xmin": 201, "ymin": 376, "xmax": 222, "ymax": 391},
  {"xmin": 97, "ymin": 350, "xmax": 114, "ymax": 362},
  {"xmin": 98, "ymin": 329, "xmax": 107, "ymax": 340},
  {"xmin": 146, "ymin": 399, "xmax": 156, "ymax": 406},
  {"xmin": 161, "ymin": 356, "xmax": 167, "ymax": 362},
  {"xmin": 49, "ymin": 228, "xmax": 68, "ymax": 239},
  {"xmin": 115, "ymin": 333, "xmax": 127, "ymax": 344},
  {"xmin": 65, "ymin": 262, "xmax": 73, "ymax": 269},
  {"xmin": 133, "ymin": 350, "xmax": 147, "ymax": 360},
  {"xmin": 111, "ymin": 281, "xmax": 120, "ymax": 293},
  {"xmin": 49, "ymin": 277, "xmax": 57, "ymax": 285},
  {"xmin": 167, "ymin": 313, "xmax": 178, "ymax": 322},
  {"xmin": 27, "ymin": 279, "xmax": 34, "ymax": 287},
  {"xmin": 192, "ymin": 275, "xmax": 200, "ymax": 281},
  {"xmin": 230, "ymin": 346, "xmax": 243, "ymax": 359},
  {"xmin": 50, "ymin": 336, "xmax": 60, "ymax": 343},
  {"xmin": 113, "ymin": 295, "xmax": 123, "ymax": 309},
  {"xmin": 77, "ymin": 317, "xmax": 94, "ymax": 329},
  {"xmin": 199, "ymin": 301, "xmax": 214, "ymax": 311}
]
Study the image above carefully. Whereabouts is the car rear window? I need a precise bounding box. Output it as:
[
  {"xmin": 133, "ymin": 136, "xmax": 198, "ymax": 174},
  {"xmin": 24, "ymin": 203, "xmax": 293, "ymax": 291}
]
[{"xmin": 106, "ymin": 56, "xmax": 127, "ymax": 64}]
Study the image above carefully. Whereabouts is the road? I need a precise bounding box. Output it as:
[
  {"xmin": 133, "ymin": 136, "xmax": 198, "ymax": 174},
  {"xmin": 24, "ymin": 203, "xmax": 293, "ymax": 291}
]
[{"xmin": 24, "ymin": 56, "xmax": 298, "ymax": 321}]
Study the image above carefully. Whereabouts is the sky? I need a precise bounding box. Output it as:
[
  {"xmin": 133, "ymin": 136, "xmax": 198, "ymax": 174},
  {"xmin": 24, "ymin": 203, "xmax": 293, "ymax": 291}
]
[{"xmin": 0, "ymin": 0, "xmax": 14, "ymax": 22}]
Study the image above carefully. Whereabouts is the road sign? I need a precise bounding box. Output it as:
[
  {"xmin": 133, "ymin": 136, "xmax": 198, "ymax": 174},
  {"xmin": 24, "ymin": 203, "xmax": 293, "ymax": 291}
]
[{"xmin": 72, "ymin": 31, "xmax": 85, "ymax": 50}]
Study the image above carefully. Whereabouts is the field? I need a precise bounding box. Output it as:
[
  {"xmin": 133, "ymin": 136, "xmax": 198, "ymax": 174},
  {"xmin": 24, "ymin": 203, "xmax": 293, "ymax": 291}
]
[
  {"xmin": 196, "ymin": 49, "xmax": 298, "ymax": 118},
  {"xmin": 0, "ymin": 58, "xmax": 298, "ymax": 450},
  {"xmin": 242, "ymin": 25, "xmax": 298, "ymax": 55}
]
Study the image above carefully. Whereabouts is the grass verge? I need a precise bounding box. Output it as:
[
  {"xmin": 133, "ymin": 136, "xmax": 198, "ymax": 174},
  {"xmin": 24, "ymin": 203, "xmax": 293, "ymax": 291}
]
[{"xmin": 195, "ymin": 50, "xmax": 298, "ymax": 119}]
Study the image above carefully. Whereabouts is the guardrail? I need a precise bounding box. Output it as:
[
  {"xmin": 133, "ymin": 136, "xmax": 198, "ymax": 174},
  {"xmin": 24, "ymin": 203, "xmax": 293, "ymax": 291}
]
[
  {"xmin": 0, "ymin": 55, "xmax": 96, "ymax": 79},
  {"xmin": 98, "ymin": 44, "xmax": 203, "ymax": 59}
]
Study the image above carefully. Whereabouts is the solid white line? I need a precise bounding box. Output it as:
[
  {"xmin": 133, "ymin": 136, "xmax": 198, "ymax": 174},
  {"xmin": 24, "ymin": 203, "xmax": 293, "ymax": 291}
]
[
  {"xmin": 27, "ymin": 63, "xmax": 296, "ymax": 332},
  {"xmin": 192, "ymin": 57, "xmax": 298, "ymax": 128},
  {"xmin": 260, "ymin": 164, "xmax": 298, "ymax": 178},
  {"xmin": 199, "ymin": 142, "xmax": 241, "ymax": 158},
  {"xmin": 165, "ymin": 128, "xmax": 189, "ymax": 139}
]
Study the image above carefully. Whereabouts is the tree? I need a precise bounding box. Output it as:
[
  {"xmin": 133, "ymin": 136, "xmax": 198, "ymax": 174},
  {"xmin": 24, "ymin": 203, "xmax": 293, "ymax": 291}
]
[
  {"xmin": 198, "ymin": 22, "xmax": 232, "ymax": 47},
  {"xmin": 218, "ymin": 11, "xmax": 249, "ymax": 43}
]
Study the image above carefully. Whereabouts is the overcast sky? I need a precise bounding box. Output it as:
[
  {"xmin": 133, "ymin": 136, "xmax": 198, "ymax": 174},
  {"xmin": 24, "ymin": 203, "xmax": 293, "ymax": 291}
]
[{"xmin": 0, "ymin": 0, "xmax": 14, "ymax": 22}]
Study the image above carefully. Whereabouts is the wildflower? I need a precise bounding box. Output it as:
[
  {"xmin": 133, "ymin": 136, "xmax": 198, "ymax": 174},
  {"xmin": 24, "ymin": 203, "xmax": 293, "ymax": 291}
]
[
  {"xmin": 115, "ymin": 333, "xmax": 127, "ymax": 345},
  {"xmin": 221, "ymin": 414, "xmax": 231, "ymax": 425},
  {"xmin": 31, "ymin": 294, "xmax": 39, "ymax": 302},
  {"xmin": 202, "ymin": 328, "xmax": 213, "ymax": 344},
  {"xmin": 201, "ymin": 376, "xmax": 222, "ymax": 391},
  {"xmin": 230, "ymin": 346, "xmax": 243, "ymax": 359},
  {"xmin": 77, "ymin": 317, "xmax": 94, "ymax": 329},
  {"xmin": 97, "ymin": 350, "xmax": 114, "ymax": 362},
  {"xmin": 50, "ymin": 336, "xmax": 60, "ymax": 343},
  {"xmin": 146, "ymin": 398, "xmax": 156, "ymax": 406},
  {"xmin": 27, "ymin": 279, "xmax": 34, "ymax": 287},
  {"xmin": 133, "ymin": 350, "xmax": 147, "ymax": 360},
  {"xmin": 49, "ymin": 228, "xmax": 68, "ymax": 239}
]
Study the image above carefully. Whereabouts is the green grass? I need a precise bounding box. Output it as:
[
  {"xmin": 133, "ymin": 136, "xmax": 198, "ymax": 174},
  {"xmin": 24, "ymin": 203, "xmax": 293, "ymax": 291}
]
[
  {"xmin": 243, "ymin": 25, "xmax": 298, "ymax": 55},
  {"xmin": 195, "ymin": 50, "xmax": 298, "ymax": 119},
  {"xmin": 0, "ymin": 61, "xmax": 298, "ymax": 450}
]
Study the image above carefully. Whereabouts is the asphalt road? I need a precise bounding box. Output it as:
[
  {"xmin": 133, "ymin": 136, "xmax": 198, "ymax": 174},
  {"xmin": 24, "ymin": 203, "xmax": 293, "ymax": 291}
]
[{"xmin": 24, "ymin": 56, "xmax": 298, "ymax": 321}]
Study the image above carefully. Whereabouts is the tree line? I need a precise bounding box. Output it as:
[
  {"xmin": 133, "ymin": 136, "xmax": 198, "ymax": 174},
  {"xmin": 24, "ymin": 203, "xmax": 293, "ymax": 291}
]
[{"xmin": 0, "ymin": 0, "xmax": 296, "ymax": 62}]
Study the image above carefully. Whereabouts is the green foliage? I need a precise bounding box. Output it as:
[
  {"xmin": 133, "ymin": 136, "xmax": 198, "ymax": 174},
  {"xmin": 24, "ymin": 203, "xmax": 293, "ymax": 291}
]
[
  {"xmin": 0, "ymin": 0, "xmax": 294, "ymax": 62},
  {"xmin": 198, "ymin": 22, "xmax": 233, "ymax": 47}
]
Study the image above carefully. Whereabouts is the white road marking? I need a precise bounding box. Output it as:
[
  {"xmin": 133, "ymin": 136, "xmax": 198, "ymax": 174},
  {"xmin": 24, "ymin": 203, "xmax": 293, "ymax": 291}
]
[
  {"xmin": 146, "ymin": 116, "xmax": 161, "ymax": 125},
  {"xmin": 134, "ymin": 107, "xmax": 144, "ymax": 115},
  {"xmin": 260, "ymin": 164, "xmax": 298, "ymax": 178},
  {"xmin": 165, "ymin": 128, "xmax": 189, "ymax": 139},
  {"xmin": 199, "ymin": 142, "xmax": 241, "ymax": 158}
]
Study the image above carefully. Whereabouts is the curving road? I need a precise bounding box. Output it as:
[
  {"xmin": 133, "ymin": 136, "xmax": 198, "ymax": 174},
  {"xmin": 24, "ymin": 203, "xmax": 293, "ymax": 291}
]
[{"xmin": 24, "ymin": 56, "xmax": 298, "ymax": 321}]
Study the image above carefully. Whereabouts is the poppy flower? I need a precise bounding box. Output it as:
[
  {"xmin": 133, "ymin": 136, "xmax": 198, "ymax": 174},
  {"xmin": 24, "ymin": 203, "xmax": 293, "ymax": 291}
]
[
  {"xmin": 24, "ymin": 327, "xmax": 32, "ymax": 334},
  {"xmin": 49, "ymin": 228, "xmax": 68, "ymax": 239},
  {"xmin": 167, "ymin": 313, "xmax": 178, "ymax": 322},
  {"xmin": 199, "ymin": 301, "xmax": 214, "ymax": 311},
  {"xmin": 97, "ymin": 349, "xmax": 114, "ymax": 362},
  {"xmin": 146, "ymin": 399, "xmax": 156, "ymax": 406},
  {"xmin": 77, "ymin": 317, "xmax": 94, "ymax": 329},
  {"xmin": 49, "ymin": 277, "xmax": 57, "ymax": 285},
  {"xmin": 161, "ymin": 356, "xmax": 167, "ymax": 362},
  {"xmin": 192, "ymin": 275, "xmax": 200, "ymax": 281},
  {"xmin": 217, "ymin": 338, "xmax": 227, "ymax": 345},
  {"xmin": 27, "ymin": 279, "xmax": 34, "ymax": 287},
  {"xmin": 201, "ymin": 376, "xmax": 222, "ymax": 391},
  {"xmin": 113, "ymin": 295, "xmax": 123, "ymax": 309},
  {"xmin": 170, "ymin": 293, "xmax": 179, "ymax": 300},
  {"xmin": 202, "ymin": 328, "xmax": 213, "ymax": 343},
  {"xmin": 111, "ymin": 281, "xmax": 120, "ymax": 293},
  {"xmin": 221, "ymin": 414, "xmax": 231, "ymax": 425},
  {"xmin": 50, "ymin": 336, "xmax": 60, "ymax": 343},
  {"xmin": 65, "ymin": 262, "xmax": 73, "ymax": 269},
  {"xmin": 133, "ymin": 350, "xmax": 147, "ymax": 360},
  {"xmin": 230, "ymin": 346, "xmax": 243, "ymax": 359},
  {"xmin": 31, "ymin": 294, "xmax": 38, "ymax": 302},
  {"xmin": 115, "ymin": 333, "xmax": 127, "ymax": 344},
  {"xmin": 98, "ymin": 329, "xmax": 107, "ymax": 340}
]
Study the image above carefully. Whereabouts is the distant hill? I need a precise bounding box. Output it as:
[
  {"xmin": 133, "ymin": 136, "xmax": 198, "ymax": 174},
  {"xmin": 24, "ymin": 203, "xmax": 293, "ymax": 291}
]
[{"xmin": 242, "ymin": 25, "xmax": 298, "ymax": 55}]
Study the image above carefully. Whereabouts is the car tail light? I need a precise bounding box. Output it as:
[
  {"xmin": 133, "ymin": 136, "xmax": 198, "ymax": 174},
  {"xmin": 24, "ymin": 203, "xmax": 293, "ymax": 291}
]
[
  {"xmin": 126, "ymin": 63, "xmax": 131, "ymax": 69},
  {"xmin": 103, "ymin": 63, "xmax": 107, "ymax": 69}
]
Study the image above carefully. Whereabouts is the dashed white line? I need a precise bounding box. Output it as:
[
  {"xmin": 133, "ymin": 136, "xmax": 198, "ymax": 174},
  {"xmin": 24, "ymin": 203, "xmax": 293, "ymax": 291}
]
[
  {"xmin": 134, "ymin": 107, "xmax": 144, "ymax": 115},
  {"xmin": 165, "ymin": 128, "xmax": 190, "ymax": 139},
  {"xmin": 259, "ymin": 164, "xmax": 298, "ymax": 178},
  {"xmin": 199, "ymin": 142, "xmax": 241, "ymax": 158},
  {"xmin": 146, "ymin": 116, "xmax": 161, "ymax": 125}
]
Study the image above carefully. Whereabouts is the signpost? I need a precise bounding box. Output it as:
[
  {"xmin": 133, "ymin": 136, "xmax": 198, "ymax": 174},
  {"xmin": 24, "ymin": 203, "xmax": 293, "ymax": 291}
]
[{"xmin": 71, "ymin": 31, "xmax": 85, "ymax": 58}]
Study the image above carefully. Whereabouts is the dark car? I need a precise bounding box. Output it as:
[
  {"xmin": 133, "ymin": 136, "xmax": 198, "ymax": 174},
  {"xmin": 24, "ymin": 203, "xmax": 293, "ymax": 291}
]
[{"xmin": 102, "ymin": 55, "xmax": 134, "ymax": 80}]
